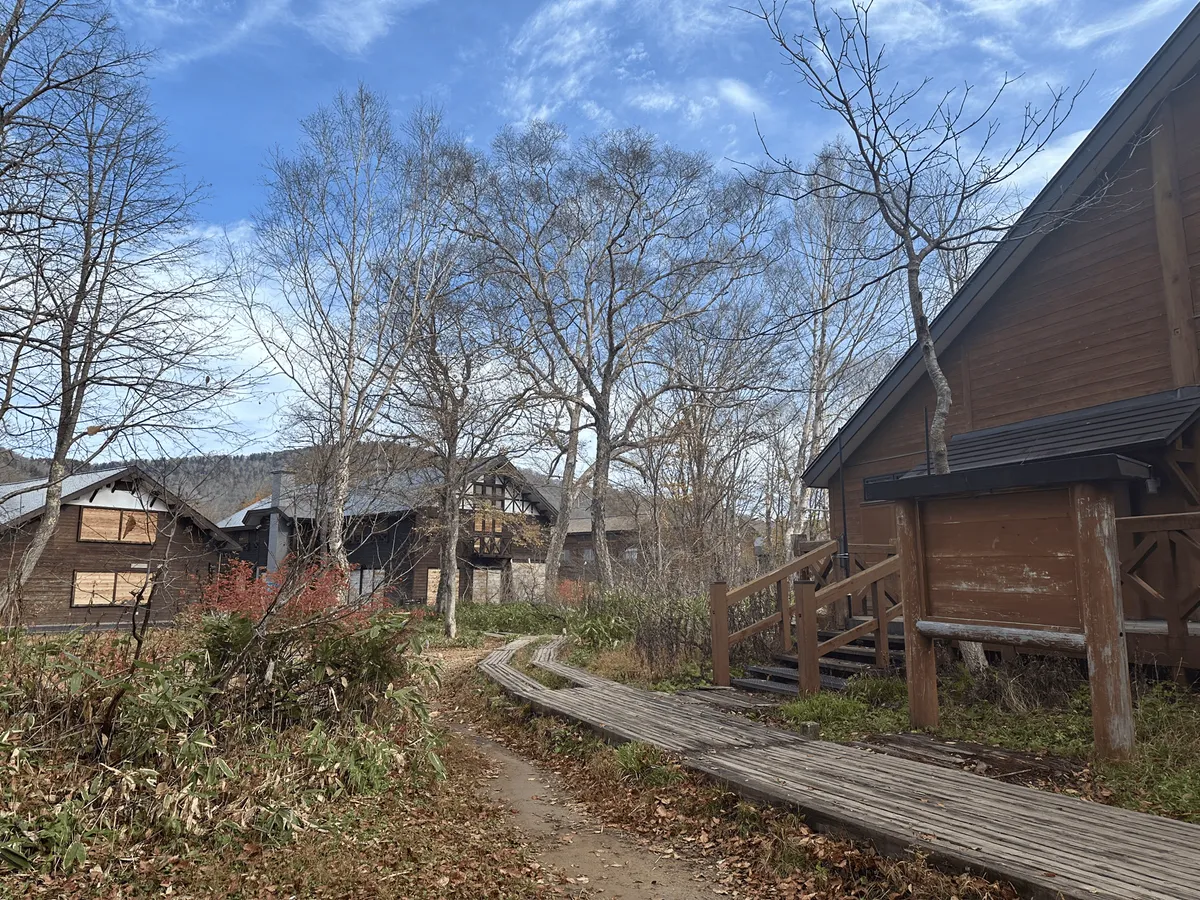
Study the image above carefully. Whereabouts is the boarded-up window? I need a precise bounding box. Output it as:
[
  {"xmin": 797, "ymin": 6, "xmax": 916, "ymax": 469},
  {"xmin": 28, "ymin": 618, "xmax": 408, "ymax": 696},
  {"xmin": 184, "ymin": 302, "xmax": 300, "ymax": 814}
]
[
  {"xmin": 72, "ymin": 571, "xmax": 150, "ymax": 606},
  {"xmin": 79, "ymin": 508, "xmax": 158, "ymax": 544},
  {"xmin": 426, "ymin": 568, "xmax": 440, "ymax": 607},
  {"xmin": 473, "ymin": 568, "xmax": 504, "ymax": 604}
]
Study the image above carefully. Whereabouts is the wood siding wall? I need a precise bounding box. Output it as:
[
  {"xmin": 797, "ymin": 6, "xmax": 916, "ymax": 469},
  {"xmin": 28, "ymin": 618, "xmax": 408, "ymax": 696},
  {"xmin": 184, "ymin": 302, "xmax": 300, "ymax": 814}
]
[
  {"xmin": 1, "ymin": 505, "xmax": 224, "ymax": 628},
  {"xmin": 833, "ymin": 73, "xmax": 1200, "ymax": 545}
]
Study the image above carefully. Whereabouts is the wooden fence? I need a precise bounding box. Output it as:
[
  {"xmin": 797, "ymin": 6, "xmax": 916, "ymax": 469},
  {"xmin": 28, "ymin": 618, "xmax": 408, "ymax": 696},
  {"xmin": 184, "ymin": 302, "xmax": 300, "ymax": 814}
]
[{"xmin": 710, "ymin": 540, "xmax": 901, "ymax": 692}]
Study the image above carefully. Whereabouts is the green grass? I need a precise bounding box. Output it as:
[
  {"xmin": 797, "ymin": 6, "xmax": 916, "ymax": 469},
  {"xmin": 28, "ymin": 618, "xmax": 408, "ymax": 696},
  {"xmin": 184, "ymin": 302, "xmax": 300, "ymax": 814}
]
[{"xmin": 775, "ymin": 672, "xmax": 1200, "ymax": 822}]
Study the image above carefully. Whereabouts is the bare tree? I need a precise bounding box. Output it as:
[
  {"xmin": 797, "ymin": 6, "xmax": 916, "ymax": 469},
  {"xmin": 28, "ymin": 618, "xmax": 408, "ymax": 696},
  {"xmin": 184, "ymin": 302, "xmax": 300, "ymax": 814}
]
[
  {"xmin": 0, "ymin": 0, "xmax": 149, "ymax": 433},
  {"xmin": 769, "ymin": 146, "xmax": 906, "ymax": 540},
  {"xmin": 457, "ymin": 123, "xmax": 776, "ymax": 588},
  {"xmin": 241, "ymin": 89, "xmax": 451, "ymax": 586},
  {"xmin": 0, "ymin": 72, "xmax": 232, "ymax": 623},
  {"xmin": 755, "ymin": 0, "xmax": 1079, "ymax": 474}
]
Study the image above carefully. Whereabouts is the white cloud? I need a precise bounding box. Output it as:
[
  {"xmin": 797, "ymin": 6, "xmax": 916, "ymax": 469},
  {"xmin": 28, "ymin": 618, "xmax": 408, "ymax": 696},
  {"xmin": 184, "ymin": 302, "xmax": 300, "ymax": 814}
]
[
  {"xmin": 715, "ymin": 78, "xmax": 766, "ymax": 115},
  {"xmin": 1055, "ymin": 0, "xmax": 1189, "ymax": 50},
  {"xmin": 117, "ymin": 0, "xmax": 430, "ymax": 67},
  {"xmin": 627, "ymin": 85, "xmax": 680, "ymax": 112},
  {"xmin": 1010, "ymin": 127, "xmax": 1090, "ymax": 194},
  {"xmin": 301, "ymin": 0, "xmax": 431, "ymax": 54},
  {"xmin": 958, "ymin": 0, "xmax": 1056, "ymax": 26}
]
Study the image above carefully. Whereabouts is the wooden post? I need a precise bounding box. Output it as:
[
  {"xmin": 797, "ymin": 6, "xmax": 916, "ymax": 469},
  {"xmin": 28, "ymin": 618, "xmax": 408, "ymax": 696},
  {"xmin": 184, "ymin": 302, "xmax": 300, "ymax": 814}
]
[
  {"xmin": 1070, "ymin": 483, "xmax": 1135, "ymax": 762},
  {"xmin": 710, "ymin": 581, "xmax": 730, "ymax": 687},
  {"xmin": 896, "ymin": 499, "xmax": 938, "ymax": 728},
  {"xmin": 871, "ymin": 580, "xmax": 889, "ymax": 669},
  {"xmin": 796, "ymin": 579, "xmax": 820, "ymax": 695},
  {"xmin": 778, "ymin": 577, "xmax": 792, "ymax": 654},
  {"xmin": 1150, "ymin": 99, "xmax": 1200, "ymax": 387}
]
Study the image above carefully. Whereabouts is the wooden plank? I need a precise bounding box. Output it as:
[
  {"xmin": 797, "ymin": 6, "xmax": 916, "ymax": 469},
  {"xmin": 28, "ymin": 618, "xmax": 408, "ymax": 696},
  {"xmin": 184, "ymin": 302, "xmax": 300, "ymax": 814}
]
[
  {"xmin": 728, "ymin": 609, "xmax": 782, "ymax": 646},
  {"xmin": 1151, "ymin": 98, "xmax": 1200, "ymax": 387},
  {"xmin": 726, "ymin": 541, "xmax": 837, "ymax": 604},
  {"xmin": 896, "ymin": 499, "xmax": 937, "ymax": 729},
  {"xmin": 916, "ymin": 619, "xmax": 1085, "ymax": 651},
  {"xmin": 813, "ymin": 555, "xmax": 900, "ymax": 611},
  {"xmin": 817, "ymin": 603, "xmax": 903, "ymax": 656},
  {"xmin": 1117, "ymin": 511, "xmax": 1200, "ymax": 533},
  {"xmin": 478, "ymin": 637, "xmax": 1200, "ymax": 900},
  {"xmin": 920, "ymin": 489, "xmax": 1070, "ymax": 526},
  {"xmin": 78, "ymin": 508, "xmax": 123, "ymax": 542},
  {"xmin": 710, "ymin": 581, "xmax": 729, "ymax": 687},
  {"xmin": 1070, "ymin": 483, "xmax": 1135, "ymax": 762}
]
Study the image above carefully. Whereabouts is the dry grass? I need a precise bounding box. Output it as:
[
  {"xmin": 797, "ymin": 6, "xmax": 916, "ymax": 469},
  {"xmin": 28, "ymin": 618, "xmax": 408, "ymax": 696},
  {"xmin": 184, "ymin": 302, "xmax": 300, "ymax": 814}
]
[{"xmin": 4, "ymin": 737, "xmax": 555, "ymax": 899}]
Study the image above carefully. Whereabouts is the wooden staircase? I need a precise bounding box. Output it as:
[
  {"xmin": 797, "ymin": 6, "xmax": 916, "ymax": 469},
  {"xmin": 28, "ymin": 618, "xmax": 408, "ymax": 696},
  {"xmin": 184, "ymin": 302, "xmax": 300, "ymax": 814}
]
[
  {"xmin": 732, "ymin": 619, "xmax": 906, "ymax": 695},
  {"xmin": 710, "ymin": 538, "xmax": 906, "ymax": 699}
]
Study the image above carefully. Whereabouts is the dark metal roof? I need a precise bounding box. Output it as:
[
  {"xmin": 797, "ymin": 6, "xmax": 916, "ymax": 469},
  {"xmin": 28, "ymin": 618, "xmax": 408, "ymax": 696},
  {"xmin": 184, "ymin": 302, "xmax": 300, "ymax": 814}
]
[
  {"xmin": 863, "ymin": 454, "xmax": 1152, "ymax": 502},
  {"xmin": 802, "ymin": 3, "xmax": 1200, "ymax": 489},
  {"xmin": 943, "ymin": 387, "xmax": 1200, "ymax": 471}
]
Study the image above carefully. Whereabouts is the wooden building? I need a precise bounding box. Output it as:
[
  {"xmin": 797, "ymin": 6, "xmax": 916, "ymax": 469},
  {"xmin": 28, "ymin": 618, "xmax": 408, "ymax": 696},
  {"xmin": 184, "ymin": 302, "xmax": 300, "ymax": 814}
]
[
  {"xmin": 802, "ymin": 8, "xmax": 1200, "ymax": 667},
  {"xmin": 218, "ymin": 457, "xmax": 557, "ymax": 606},
  {"xmin": 0, "ymin": 466, "xmax": 238, "ymax": 630}
]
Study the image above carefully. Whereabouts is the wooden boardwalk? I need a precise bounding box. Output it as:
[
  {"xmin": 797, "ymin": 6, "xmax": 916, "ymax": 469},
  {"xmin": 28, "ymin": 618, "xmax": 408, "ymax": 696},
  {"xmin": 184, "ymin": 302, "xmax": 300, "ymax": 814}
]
[{"xmin": 479, "ymin": 637, "xmax": 1200, "ymax": 900}]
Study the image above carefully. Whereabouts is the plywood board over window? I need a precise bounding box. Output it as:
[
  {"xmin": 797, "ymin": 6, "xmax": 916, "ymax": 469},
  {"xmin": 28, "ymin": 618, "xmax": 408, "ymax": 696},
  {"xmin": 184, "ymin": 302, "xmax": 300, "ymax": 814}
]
[
  {"xmin": 79, "ymin": 508, "xmax": 159, "ymax": 544},
  {"xmin": 72, "ymin": 571, "xmax": 151, "ymax": 606},
  {"xmin": 426, "ymin": 568, "xmax": 441, "ymax": 607}
]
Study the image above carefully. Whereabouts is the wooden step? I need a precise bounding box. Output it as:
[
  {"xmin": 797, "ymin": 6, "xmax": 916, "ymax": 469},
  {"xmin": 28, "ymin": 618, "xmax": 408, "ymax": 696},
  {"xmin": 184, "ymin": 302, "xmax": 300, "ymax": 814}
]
[
  {"xmin": 775, "ymin": 646, "xmax": 904, "ymax": 668},
  {"xmin": 751, "ymin": 657, "xmax": 879, "ymax": 681},
  {"xmin": 730, "ymin": 673, "xmax": 848, "ymax": 695},
  {"xmin": 817, "ymin": 628, "xmax": 907, "ymax": 650}
]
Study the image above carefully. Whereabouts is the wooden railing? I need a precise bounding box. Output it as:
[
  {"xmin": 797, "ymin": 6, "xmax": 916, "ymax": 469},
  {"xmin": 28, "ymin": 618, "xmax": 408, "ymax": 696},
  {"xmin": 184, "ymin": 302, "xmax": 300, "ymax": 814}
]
[
  {"xmin": 710, "ymin": 541, "xmax": 901, "ymax": 692},
  {"xmin": 1117, "ymin": 510, "xmax": 1200, "ymax": 679}
]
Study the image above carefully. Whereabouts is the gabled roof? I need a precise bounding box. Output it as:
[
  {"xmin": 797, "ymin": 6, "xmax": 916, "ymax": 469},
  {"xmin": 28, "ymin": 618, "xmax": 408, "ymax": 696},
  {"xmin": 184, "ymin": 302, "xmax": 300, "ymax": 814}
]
[
  {"xmin": 218, "ymin": 456, "xmax": 558, "ymax": 530},
  {"xmin": 871, "ymin": 387, "xmax": 1200, "ymax": 482},
  {"xmin": 942, "ymin": 387, "xmax": 1200, "ymax": 472},
  {"xmin": 803, "ymin": 3, "xmax": 1200, "ymax": 489},
  {"xmin": 0, "ymin": 464, "xmax": 239, "ymax": 549}
]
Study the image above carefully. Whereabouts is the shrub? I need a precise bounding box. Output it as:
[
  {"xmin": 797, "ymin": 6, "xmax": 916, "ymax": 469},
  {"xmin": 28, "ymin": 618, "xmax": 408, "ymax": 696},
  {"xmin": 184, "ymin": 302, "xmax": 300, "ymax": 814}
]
[{"xmin": 0, "ymin": 561, "xmax": 442, "ymax": 873}]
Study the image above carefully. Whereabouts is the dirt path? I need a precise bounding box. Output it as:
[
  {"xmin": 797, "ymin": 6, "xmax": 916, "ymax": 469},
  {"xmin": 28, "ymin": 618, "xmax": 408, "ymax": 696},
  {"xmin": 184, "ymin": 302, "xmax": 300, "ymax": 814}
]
[{"xmin": 452, "ymin": 723, "xmax": 715, "ymax": 899}]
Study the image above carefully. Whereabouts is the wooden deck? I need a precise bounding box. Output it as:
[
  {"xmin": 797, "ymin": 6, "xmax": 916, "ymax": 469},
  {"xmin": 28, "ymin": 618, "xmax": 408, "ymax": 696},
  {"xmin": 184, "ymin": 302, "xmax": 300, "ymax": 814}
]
[{"xmin": 479, "ymin": 637, "xmax": 1200, "ymax": 900}]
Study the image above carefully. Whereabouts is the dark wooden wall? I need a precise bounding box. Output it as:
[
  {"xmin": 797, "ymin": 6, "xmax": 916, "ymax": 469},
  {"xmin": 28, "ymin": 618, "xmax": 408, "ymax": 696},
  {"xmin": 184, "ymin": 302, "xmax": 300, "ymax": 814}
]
[{"xmin": 1, "ymin": 505, "xmax": 225, "ymax": 629}]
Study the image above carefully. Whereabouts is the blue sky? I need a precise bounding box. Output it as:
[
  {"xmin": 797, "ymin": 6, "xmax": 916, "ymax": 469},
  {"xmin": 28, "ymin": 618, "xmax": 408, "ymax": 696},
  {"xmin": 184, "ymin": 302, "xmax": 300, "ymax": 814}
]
[{"xmin": 115, "ymin": 0, "xmax": 1198, "ymax": 231}]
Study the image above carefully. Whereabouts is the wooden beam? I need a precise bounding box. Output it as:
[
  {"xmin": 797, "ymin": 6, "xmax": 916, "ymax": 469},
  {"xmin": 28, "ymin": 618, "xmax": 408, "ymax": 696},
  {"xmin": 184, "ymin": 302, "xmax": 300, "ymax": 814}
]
[
  {"xmin": 710, "ymin": 581, "xmax": 729, "ymax": 687},
  {"xmin": 915, "ymin": 619, "xmax": 1086, "ymax": 652},
  {"xmin": 1117, "ymin": 511, "xmax": 1200, "ymax": 533},
  {"xmin": 726, "ymin": 540, "xmax": 837, "ymax": 604},
  {"xmin": 1151, "ymin": 98, "xmax": 1200, "ymax": 387},
  {"xmin": 819, "ymin": 602, "xmax": 904, "ymax": 656},
  {"xmin": 1164, "ymin": 455, "xmax": 1200, "ymax": 506},
  {"xmin": 728, "ymin": 610, "xmax": 782, "ymax": 646},
  {"xmin": 813, "ymin": 555, "xmax": 901, "ymax": 611},
  {"xmin": 1070, "ymin": 483, "xmax": 1135, "ymax": 762},
  {"xmin": 896, "ymin": 499, "xmax": 938, "ymax": 729}
]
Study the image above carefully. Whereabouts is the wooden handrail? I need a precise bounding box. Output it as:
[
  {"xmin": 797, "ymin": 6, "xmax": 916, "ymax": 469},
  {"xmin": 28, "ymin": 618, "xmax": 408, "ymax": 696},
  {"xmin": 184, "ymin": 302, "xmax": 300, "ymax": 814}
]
[
  {"xmin": 817, "ymin": 601, "xmax": 904, "ymax": 656},
  {"xmin": 711, "ymin": 545, "xmax": 902, "ymax": 695},
  {"xmin": 725, "ymin": 540, "xmax": 837, "ymax": 605},
  {"xmin": 813, "ymin": 555, "xmax": 900, "ymax": 611}
]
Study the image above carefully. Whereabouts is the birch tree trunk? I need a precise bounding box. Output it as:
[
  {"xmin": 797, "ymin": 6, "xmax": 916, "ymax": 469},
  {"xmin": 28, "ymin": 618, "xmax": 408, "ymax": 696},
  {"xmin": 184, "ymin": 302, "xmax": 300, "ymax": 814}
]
[
  {"xmin": 439, "ymin": 498, "xmax": 461, "ymax": 639},
  {"xmin": 591, "ymin": 412, "xmax": 615, "ymax": 590},
  {"xmin": 542, "ymin": 401, "xmax": 581, "ymax": 602}
]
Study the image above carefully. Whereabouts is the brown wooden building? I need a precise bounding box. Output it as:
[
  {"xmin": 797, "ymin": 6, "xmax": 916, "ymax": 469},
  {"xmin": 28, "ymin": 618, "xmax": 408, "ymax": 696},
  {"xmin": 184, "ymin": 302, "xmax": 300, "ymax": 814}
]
[
  {"xmin": 0, "ymin": 466, "xmax": 238, "ymax": 630},
  {"xmin": 803, "ymin": 8, "xmax": 1200, "ymax": 666},
  {"xmin": 218, "ymin": 457, "xmax": 557, "ymax": 606}
]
